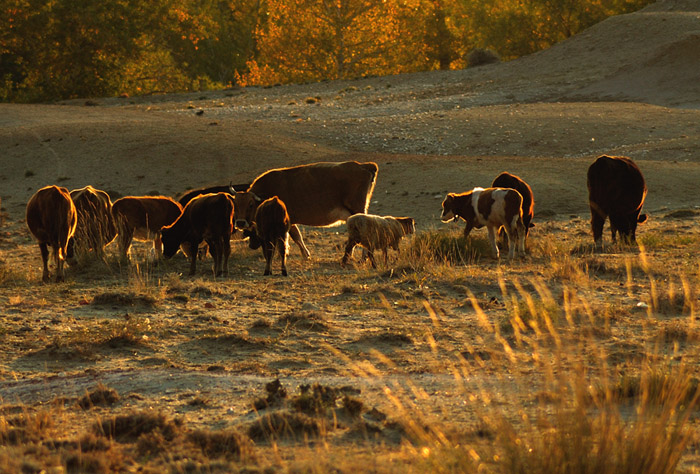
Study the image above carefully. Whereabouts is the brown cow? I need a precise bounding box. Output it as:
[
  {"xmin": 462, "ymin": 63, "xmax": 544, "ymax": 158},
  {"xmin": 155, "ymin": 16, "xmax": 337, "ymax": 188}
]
[
  {"xmin": 69, "ymin": 185, "xmax": 117, "ymax": 260},
  {"xmin": 160, "ymin": 193, "xmax": 234, "ymax": 276},
  {"xmin": 233, "ymin": 161, "xmax": 378, "ymax": 259},
  {"xmin": 111, "ymin": 196, "xmax": 183, "ymax": 260},
  {"xmin": 254, "ymin": 196, "xmax": 291, "ymax": 276},
  {"xmin": 587, "ymin": 155, "xmax": 647, "ymax": 247},
  {"xmin": 441, "ymin": 187, "xmax": 525, "ymax": 259},
  {"xmin": 26, "ymin": 185, "xmax": 77, "ymax": 282},
  {"xmin": 342, "ymin": 214, "xmax": 415, "ymax": 268}
]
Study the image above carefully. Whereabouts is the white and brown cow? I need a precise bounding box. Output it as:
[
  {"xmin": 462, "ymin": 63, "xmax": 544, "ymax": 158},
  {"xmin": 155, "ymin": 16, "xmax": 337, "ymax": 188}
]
[
  {"xmin": 587, "ymin": 155, "xmax": 647, "ymax": 247},
  {"xmin": 233, "ymin": 161, "xmax": 378, "ymax": 259},
  {"xmin": 254, "ymin": 196, "xmax": 291, "ymax": 276},
  {"xmin": 26, "ymin": 185, "xmax": 77, "ymax": 282},
  {"xmin": 342, "ymin": 214, "xmax": 415, "ymax": 268},
  {"xmin": 111, "ymin": 196, "xmax": 183, "ymax": 260},
  {"xmin": 160, "ymin": 192, "xmax": 234, "ymax": 276},
  {"xmin": 69, "ymin": 185, "xmax": 117, "ymax": 260},
  {"xmin": 441, "ymin": 187, "xmax": 525, "ymax": 259}
]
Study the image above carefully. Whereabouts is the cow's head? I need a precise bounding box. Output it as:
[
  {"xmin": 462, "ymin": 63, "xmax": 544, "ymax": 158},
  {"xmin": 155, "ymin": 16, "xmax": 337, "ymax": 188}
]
[
  {"xmin": 160, "ymin": 226, "xmax": 180, "ymax": 259},
  {"xmin": 612, "ymin": 211, "xmax": 648, "ymax": 244},
  {"xmin": 397, "ymin": 217, "xmax": 416, "ymax": 235},
  {"xmin": 233, "ymin": 191, "xmax": 263, "ymax": 230},
  {"xmin": 440, "ymin": 194, "xmax": 458, "ymax": 222}
]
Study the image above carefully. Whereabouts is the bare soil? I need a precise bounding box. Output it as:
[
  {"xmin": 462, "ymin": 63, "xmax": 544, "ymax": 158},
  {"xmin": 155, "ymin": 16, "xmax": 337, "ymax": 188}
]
[{"xmin": 2, "ymin": 1, "xmax": 700, "ymax": 471}]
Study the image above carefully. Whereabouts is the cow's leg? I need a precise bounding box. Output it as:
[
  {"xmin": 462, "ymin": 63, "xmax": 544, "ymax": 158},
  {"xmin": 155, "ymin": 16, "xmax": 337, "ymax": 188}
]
[
  {"xmin": 208, "ymin": 239, "xmax": 219, "ymax": 276},
  {"xmin": 277, "ymin": 238, "xmax": 288, "ymax": 276},
  {"xmin": 187, "ymin": 245, "xmax": 198, "ymax": 276},
  {"xmin": 517, "ymin": 220, "xmax": 526, "ymax": 257},
  {"xmin": 505, "ymin": 225, "xmax": 517, "ymax": 259},
  {"xmin": 487, "ymin": 226, "xmax": 499, "ymax": 259},
  {"xmin": 590, "ymin": 206, "xmax": 606, "ymax": 249},
  {"xmin": 119, "ymin": 229, "xmax": 133, "ymax": 261},
  {"xmin": 463, "ymin": 222, "xmax": 474, "ymax": 240},
  {"xmin": 153, "ymin": 234, "xmax": 163, "ymax": 259},
  {"xmin": 610, "ymin": 224, "xmax": 618, "ymax": 244},
  {"xmin": 341, "ymin": 238, "xmax": 357, "ymax": 266},
  {"xmin": 367, "ymin": 250, "xmax": 377, "ymax": 269},
  {"xmin": 39, "ymin": 243, "xmax": 50, "ymax": 283},
  {"xmin": 289, "ymin": 225, "xmax": 310, "ymax": 259},
  {"xmin": 222, "ymin": 237, "xmax": 231, "ymax": 276},
  {"xmin": 383, "ymin": 248, "xmax": 389, "ymax": 267},
  {"xmin": 263, "ymin": 241, "xmax": 273, "ymax": 276},
  {"xmin": 54, "ymin": 245, "xmax": 65, "ymax": 282}
]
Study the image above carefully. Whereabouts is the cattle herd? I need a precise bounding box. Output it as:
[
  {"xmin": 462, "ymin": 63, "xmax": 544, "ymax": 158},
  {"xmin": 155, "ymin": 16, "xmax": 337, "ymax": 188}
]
[{"xmin": 24, "ymin": 155, "xmax": 647, "ymax": 283}]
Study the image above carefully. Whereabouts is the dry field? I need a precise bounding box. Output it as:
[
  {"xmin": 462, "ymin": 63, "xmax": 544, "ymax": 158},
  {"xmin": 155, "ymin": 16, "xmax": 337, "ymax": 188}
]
[{"xmin": 2, "ymin": 2, "xmax": 700, "ymax": 472}]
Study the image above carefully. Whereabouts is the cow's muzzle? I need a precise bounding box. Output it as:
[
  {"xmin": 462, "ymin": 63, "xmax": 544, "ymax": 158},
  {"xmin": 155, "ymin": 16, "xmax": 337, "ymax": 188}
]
[{"xmin": 235, "ymin": 219, "xmax": 251, "ymax": 230}]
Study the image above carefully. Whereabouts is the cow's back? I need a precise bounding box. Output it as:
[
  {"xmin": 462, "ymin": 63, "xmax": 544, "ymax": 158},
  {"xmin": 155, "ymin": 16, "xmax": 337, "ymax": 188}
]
[
  {"xmin": 185, "ymin": 192, "xmax": 234, "ymax": 235},
  {"xmin": 249, "ymin": 161, "xmax": 378, "ymax": 226},
  {"xmin": 113, "ymin": 196, "xmax": 183, "ymax": 232},
  {"xmin": 587, "ymin": 155, "xmax": 646, "ymax": 214},
  {"xmin": 256, "ymin": 197, "xmax": 290, "ymax": 240},
  {"xmin": 70, "ymin": 186, "xmax": 117, "ymax": 244}
]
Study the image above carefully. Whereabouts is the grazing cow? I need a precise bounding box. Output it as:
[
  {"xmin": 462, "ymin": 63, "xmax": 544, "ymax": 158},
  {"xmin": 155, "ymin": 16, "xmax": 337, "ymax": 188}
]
[
  {"xmin": 161, "ymin": 193, "xmax": 234, "ymax": 276},
  {"xmin": 587, "ymin": 155, "xmax": 647, "ymax": 247},
  {"xmin": 26, "ymin": 185, "xmax": 77, "ymax": 282},
  {"xmin": 342, "ymin": 214, "xmax": 415, "ymax": 268},
  {"xmin": 441, "ymin": 187, "xmax": 525, "ymax": 259},
  {"xmin": 111, "ymin": 196, "xmax": 183, "ymax": 260},
  {"xmin": 69, "ymin": 185, "xmax": 117, "ymax": 260},
  {"xmin": 233, "ymin": 161, "xmax": 378, "ymax": 259},
  {"xmin": 176, "ymin": 182, "xmax": 250, "ymax": 208},
  {"xmin": 254, "ymin": 196, "xmax": 291, "ymax": 276},
  {"xmin": 491, "ymin": 172, "xmax": 535, "ymax": 234}
]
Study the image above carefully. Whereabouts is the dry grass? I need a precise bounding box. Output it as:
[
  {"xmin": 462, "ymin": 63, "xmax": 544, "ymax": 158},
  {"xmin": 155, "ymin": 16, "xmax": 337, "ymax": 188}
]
[{"xmin": 1, "ymin": 218, "xmax": 700, "ymax": 472}]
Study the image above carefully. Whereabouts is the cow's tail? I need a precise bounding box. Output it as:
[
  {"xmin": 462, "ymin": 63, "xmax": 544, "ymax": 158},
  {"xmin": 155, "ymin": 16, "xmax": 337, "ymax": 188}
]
[{"xmin": 361, "ymin": 162, "xmax": 379, "ymax": 213}]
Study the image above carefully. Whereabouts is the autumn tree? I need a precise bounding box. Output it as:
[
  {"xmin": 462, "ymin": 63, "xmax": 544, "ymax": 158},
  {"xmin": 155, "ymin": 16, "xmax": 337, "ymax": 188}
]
[{"xmin": 242, "ymin": 0, "xmax": 418, "ymax": 85}]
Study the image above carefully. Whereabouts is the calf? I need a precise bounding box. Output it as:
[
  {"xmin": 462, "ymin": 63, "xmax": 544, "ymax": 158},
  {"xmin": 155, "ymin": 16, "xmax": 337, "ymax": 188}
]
[
  {"xmin": 111, "ymin": 196, "xmax": 183, "ymax": 260},
  {"xmin": 69, "ymin": 185, "xmax": 117, "ymax": 260},
  {"xmin": 253, "ymin": 197, "xmax": 291, "ymax": 276},
  {"xmin": 342, "ymin": 214, "xmax": 415, "ymax": 268},
  {"xmin": 587, "ymin": 155, "xmax": 647, "ymax": 247},
  {"xmin": 161, "ymin": 192, "xmax": 234, "ymax": 276},
  {"xmin": 441, "ymin": 187, "xmax": 525, "ymax": 259},
  {"xmin": 26, "ymin": 185, "xmax": 77, "ymax": 282}
]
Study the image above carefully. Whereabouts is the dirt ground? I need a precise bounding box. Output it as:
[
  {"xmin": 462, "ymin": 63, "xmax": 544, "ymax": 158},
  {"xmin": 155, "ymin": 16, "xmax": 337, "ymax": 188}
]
[{"xmin": 1, "ymin": 1, "xmax": 700, "ymax": 471}]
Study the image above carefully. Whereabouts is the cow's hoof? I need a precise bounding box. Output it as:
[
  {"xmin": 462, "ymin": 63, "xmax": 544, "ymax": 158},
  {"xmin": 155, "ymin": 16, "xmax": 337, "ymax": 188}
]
[
  {"xmin": 281, "ymin": 270, "xmax": 288, "ymax": 276},
  {"xmin": 264, "ymin": 270, "xmax": 271, "ymax": 276}
]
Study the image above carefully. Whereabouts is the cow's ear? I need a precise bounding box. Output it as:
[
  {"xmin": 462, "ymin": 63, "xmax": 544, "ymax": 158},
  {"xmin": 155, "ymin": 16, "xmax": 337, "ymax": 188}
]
[{"xmin": 638, "ymin": 214, "xmax": 648, "ymax": 224}]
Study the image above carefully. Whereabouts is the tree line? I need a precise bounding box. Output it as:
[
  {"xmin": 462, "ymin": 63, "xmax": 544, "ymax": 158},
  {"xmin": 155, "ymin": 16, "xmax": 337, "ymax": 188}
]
[{"xmin": 1, "ymin": 0, "xmax": 653, "ymax": 102}]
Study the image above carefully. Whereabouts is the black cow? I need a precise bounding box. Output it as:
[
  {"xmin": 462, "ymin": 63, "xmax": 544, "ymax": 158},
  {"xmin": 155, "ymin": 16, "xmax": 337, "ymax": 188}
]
[{"xmin": 587, "ymin": 155, "xmax": 647, "ymax": 247}]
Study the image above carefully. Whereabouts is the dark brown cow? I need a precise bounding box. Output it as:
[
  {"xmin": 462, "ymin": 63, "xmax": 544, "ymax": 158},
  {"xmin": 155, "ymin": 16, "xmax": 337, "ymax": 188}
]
[
  {"xmin": 441, "ymin": 187, "xmax": 525, "ymax": 259},
  {"xmin": 161, "ymin": 193, "xmax": 234, "ymax": 276},
  {"xmin": 26, "ymin": 185, "xmax": 77, "ymax": 282},
  {"xmin": 491, "ymin": 172, "xmax": 534, "ymax": 234},
  {"xmin": 111, "ymin": 196, "xmax": 183, "ymax": 260},
  {"xmin": 587, "ymin": 155, "xmax": 647, "ymax": 247},
  {"xmin": 69, "ymin": 185, "xmax": 117, "ymax": 260},
  {"xmin": 233, "ymin": 161, "xmax": 378, "ymax": 259},
  {"xmin": 254, "ymin": 196, "xmax": 291, "ymax": 276}
]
